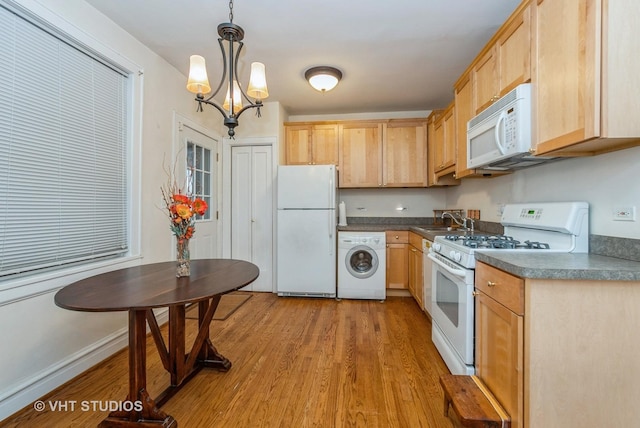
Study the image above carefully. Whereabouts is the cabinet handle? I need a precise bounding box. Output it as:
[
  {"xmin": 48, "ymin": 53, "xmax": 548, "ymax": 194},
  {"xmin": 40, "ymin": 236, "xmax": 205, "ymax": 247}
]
[
  {"xmin": 411, "ymin": 248, "xmax": 417, "ymax": 252},
  {"xmin": 395, "ymin": 235, "xmax": 399, "ymax": 239},
  {"xmin": 472, "ymin": 291, "xmax": 479, "ymax": 297},
  {"xmin": 487, "ymin": 281, "xmax": 496, "ymax": 287}
]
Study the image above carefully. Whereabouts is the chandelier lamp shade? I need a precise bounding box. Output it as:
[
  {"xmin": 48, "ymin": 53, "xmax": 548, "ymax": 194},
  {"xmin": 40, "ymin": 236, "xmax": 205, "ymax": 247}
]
[
  {"xmin": 186, "ymin": 0, "xmax": 268, "ymax": 137},
  {"xmin": 305, "ymin": 66, "xmax": 342, "ymax": 92}
]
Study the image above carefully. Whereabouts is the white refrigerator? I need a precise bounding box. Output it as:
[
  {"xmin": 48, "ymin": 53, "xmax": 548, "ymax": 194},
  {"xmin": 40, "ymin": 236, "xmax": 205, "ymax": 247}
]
[{"xmin": 276, "ymin": 165, "xmax": 337, "ymax": 297}]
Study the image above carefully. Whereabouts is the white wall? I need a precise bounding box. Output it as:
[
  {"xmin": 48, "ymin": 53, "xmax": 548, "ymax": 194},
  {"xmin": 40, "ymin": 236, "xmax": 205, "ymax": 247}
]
[
  {"xmin": 339, "ymin": 188, "xmax": 447, "ymax": 219},
  {"xmin": 0, "ymin": 0, "xmax": 232, "ymax": 419},
  {"xmin": 445, "ymin": 145, "xmax": 640, "ymax": 239}
]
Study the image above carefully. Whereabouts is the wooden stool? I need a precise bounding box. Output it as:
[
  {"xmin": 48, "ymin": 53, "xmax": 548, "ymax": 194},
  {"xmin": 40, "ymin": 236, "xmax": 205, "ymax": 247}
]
[{"xmin": 440, "ymin": 374, "xmax": 510, "ymax": 428}]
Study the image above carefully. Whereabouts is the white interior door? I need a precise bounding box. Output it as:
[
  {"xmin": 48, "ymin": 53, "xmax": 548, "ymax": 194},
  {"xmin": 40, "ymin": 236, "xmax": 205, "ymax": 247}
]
[
  {"xmin": 180, "ymin": 123, "xmax": 218, "ymax": 259},
  {"xmin": 231, "ymin": 145, "xmax": 273, "ymax": 292}
]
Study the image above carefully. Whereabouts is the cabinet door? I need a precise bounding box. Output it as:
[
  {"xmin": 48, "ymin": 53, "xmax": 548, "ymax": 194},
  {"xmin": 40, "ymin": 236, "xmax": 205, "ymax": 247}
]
[
  {"xmin": 433, "ymin": 116, "xmax": 445, "ymax": 172},
  {"xmin": 338, "ymin": 122, "xmax": 383, "ymax": 188},
  {"xmin": 454, "ymin": 74, "xmax": 475, "ymax": 178},
  {"xmin": 442, "ymin": 106, "xmax": 456, "ymax": 169},
  {"xmin": 473, "ymin": 46, "xmax": 498, "ymax": 114},
  {"xmin": 384, "ymin": 120, "xmax": 427, "ymax": 187},
  {"xmin": 311, "ymin": 124, "xmax": 339, "ymax": 165},
  {"xmin": 408, "ymin": 245, "xmax": 423, "ymax": 307},
  {"xmin": 498, "ymin": 2, "xmax": 531, "ymax": 96},
  {"xmin": 433, "ymin": 102, "xmax": 456, "ymax": 176},
  {"xmin": 386, "ymin": 243, "xmax": 408, "ymax": 289},
  {"xmin": 285, "ymin": 125, "xmax": 312, "ymax": 165},
  {"xmin": 386, "ymin": 231, "xmax": 408, "ymax": 289},
  {"xmin": 534, "ymin": 0, "xmax": 599, "ymax": 154},
  {"xmin": 475, "ymin": 291, "xmax": 524, "ymax": 428},
  {"xmin": 472, "ymin": 1, "xmax": 532, "ymax": 115},
  {"xmin": 426, "ymin": 110, "xmax": 443, "ymax": 187}
]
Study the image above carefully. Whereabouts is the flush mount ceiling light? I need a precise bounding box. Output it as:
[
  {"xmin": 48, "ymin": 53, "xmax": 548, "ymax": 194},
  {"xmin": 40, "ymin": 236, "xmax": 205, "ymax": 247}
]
[
  {"xmin": 186, "ymin": 0, "xmax": 269, "ymax": 137},
  {"xmin": 305, "ymin": 66, "xmax": 343, "ymax": 92}
]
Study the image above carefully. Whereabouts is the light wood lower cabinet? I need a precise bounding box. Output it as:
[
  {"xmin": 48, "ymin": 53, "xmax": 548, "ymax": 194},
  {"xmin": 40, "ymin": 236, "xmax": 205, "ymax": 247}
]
[
  {"xmin": 408, "ymin": 232, "xmax": 424, "ymax": 308},
  {"xmin": 385, "ymin": 231, "xmax": 408, "ymax": 289},
  {"xmin": 475, "ymin": 261, "xmax": 640, "ymax": 428},
  {"xmin": 475, "ymin": 262, "xmax": 524, "ymax": 428}
]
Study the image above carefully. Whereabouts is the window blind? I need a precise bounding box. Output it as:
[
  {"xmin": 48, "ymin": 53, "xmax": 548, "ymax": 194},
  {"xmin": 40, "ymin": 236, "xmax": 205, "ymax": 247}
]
[{"xmin": 0, "ymin": 4, "xmax": 129, "ymax": 278}]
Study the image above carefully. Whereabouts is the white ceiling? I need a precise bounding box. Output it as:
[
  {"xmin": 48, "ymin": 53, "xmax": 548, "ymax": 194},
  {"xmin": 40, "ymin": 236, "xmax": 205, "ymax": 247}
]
[{"xmin": 84, "ymin": 0, "xmax": 521, "ymax": 116}]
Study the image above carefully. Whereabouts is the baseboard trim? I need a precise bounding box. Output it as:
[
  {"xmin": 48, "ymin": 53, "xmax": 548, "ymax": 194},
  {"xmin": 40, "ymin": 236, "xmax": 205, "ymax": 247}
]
[{"xmin": 0, "ymin": 309, "xmax": 168, "ymax": 422}]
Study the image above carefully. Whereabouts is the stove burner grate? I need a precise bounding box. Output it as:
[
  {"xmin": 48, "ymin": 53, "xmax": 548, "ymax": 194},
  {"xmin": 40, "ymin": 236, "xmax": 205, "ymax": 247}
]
[{"xmin": 444, "ymin": 234, "xmax": 551, "ymax": 250}]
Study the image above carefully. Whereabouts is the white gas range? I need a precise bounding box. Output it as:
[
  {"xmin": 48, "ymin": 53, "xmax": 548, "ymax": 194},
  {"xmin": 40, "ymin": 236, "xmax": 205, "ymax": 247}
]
[{"xmin": 428, "ymin": 202, "xmax": 589, "ymax": 375}]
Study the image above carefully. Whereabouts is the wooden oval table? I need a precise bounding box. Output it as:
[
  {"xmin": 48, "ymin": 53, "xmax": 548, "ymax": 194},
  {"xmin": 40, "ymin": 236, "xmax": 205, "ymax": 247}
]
[{"xmin": 55, "ymin": 259, "xmax": 259, "ymax": 428}]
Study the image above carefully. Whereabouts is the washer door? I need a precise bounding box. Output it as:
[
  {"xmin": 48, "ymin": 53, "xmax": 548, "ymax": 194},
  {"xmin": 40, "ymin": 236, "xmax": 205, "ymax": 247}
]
[{"xmin": 345, "ymin": 245, "xmax": 379, "ymax": 279}]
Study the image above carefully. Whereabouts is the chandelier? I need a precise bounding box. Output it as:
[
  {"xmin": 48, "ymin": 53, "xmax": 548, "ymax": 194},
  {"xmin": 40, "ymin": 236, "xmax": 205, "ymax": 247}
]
[{"xmin": 186, "ymin": 0, "xmax": 269, "ymax": 137}]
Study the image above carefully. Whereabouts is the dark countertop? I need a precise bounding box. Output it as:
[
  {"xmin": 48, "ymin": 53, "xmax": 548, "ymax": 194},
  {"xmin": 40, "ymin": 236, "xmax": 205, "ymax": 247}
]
[
  {"xmin": 474, "ymin": 252, "xmax": 640, "ymax": 282},
  {"xmin": 338, "ymin": 221, "xmax": 640, "ymax": 282},
  {"xmin": 337, "ymin": 223, "xmax": 468, "ymax": 241}
]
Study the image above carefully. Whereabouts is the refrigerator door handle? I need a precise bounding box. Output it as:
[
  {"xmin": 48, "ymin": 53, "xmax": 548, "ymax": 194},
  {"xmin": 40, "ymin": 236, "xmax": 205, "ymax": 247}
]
[
  {"xmin": 328, "ymin": 211, "xmax": 334, "ymax": 255},
  {"xmin": 328, "ymin": 169, "xmax": 334, "ymax": 209}
]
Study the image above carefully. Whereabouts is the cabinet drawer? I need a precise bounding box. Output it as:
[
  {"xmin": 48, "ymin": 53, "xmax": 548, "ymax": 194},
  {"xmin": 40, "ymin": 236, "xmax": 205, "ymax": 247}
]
[
  {"xmin": 386, "ymin": 230, "xmax": 409, "ymax": 244},
  {"xmin": 475, "ymin": 262, "xmax": 524, "ymax": 315}
]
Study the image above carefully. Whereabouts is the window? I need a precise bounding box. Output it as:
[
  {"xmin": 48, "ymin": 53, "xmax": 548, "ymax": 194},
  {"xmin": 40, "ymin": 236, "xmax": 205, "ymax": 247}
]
[
  {"xmin": 0, "ymin": 3, "xmax": 129, "ymax": 279},
  {"xmin": 186, "ymin": 142, "xmax": 212, "ymax": 221}
]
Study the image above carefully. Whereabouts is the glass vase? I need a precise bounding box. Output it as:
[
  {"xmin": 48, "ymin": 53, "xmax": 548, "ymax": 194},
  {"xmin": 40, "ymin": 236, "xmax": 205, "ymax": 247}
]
[{"xmin": 176, "ymin": 238, "xmax": 191, "ymax": 277}]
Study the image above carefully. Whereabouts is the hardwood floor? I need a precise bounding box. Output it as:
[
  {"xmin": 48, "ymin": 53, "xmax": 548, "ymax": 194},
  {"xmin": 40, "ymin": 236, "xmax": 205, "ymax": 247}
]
[{"xmin": 4, "ymin": 293, "xmax": 454, "ymax": 428}]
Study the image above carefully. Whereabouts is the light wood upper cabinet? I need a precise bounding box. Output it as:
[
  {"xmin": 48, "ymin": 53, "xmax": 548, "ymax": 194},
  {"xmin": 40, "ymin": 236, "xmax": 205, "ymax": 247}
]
[
  {"xmin": 498, "ymin": 3, "xmax": 531, "ymax": 96},
  {"xmin": 454, "ymin": 74, "xmax": 475, "ymax": 179},
  {"xmin": 427, "ymin": 108, "xmax": 459, "ymax": 187},
  {"xmin": 533, "ymin": 0, "xmax": 640, "ymax": 156},
  {"xmin": 472, "ymin": 47, "xmax": 498, "ymax": 114},
  {"xmin": 384, "ymin": 120, "xmax": 428, "ymax": 187},
  {"xmin": 426, "ymin": 110, "xmax": 442, "ymax": 187},
  {"xmin": 472, "ymin": 1, "xmax": 532, "ymax": 114},
  {"xmin": 339, "ymin": 122, "xmax": 383, "ymax": 188},
  {"xmin": 339, "ymin": 119, "xmax": 428, "ymax": 188},
  {"xmin": 311, "ymin": 124, "xmax": 339, "ymax": 165},
  {"xmin": 284, "ymin": 123, "xmax": 339, "ymax": 165},
  {"xmin": 432, "ymin": 103, "xmax": 456, "ymax": 179},
  {"xmin": 285, "ymin": 124, "xmax": 312, "ymax": 165}
]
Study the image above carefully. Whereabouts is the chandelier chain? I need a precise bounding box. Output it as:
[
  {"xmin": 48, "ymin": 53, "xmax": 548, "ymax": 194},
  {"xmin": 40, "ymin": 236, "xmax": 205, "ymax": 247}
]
[{"xmin": 229, "ymin": 0, "xmax": 234, "ymax": 23}]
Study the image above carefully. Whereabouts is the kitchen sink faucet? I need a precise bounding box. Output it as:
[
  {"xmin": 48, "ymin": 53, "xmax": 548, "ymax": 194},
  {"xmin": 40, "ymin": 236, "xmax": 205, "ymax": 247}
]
[{"xmin": 441, "ymin": 211, "xmax": 475, "ymax": 233}]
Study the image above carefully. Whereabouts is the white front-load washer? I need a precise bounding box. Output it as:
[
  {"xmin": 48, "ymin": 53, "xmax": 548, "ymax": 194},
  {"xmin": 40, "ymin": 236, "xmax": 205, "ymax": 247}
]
[{"xmin": 337, "ymin": 231, "xmax": 386, "ymax": 300}]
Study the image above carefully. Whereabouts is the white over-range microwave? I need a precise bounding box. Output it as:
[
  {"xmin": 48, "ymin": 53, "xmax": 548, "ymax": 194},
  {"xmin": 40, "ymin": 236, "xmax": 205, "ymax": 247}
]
[{"xmin": 467, "ymin": 83, "xmax": 557, "ymax": 170}]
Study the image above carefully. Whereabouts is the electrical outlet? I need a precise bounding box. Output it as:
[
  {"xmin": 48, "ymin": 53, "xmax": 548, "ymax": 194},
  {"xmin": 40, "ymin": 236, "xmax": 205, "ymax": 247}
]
[{"xmin": 613, "ymin": 206, "xmax": 636, "ymax": 221}]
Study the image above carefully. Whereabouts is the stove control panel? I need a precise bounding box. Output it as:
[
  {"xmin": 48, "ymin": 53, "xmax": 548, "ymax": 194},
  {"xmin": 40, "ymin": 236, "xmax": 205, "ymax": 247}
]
[{"xmin": 519, "ymin": 208, "xmax": 543, "ymax": 220}]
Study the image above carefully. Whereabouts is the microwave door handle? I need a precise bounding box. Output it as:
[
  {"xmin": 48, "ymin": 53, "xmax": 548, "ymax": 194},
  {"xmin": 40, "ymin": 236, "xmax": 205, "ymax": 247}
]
[{"xmin": 494, "ymin": 110, "xmax": 508, "ymax": 155}]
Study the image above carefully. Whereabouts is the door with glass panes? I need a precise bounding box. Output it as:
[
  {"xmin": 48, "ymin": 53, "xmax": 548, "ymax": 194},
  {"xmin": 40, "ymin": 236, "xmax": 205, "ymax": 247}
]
[{"xmin": 181, "ymin": 124, "xmax": 218, "ymax": 259}]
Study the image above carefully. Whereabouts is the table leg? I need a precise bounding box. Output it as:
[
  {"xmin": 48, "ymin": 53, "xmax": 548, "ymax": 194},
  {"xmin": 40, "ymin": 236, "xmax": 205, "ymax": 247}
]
[
  {"xmin": 197, "ymin": 297, "xmax": 232, "ymax": 371},
  {"xmin": 153, "ymin": 297, "xmax": 232, "ymax": 408},
  {"xmin": 99, "ymin": 310, "xmax": 176, "ymax": 428}
]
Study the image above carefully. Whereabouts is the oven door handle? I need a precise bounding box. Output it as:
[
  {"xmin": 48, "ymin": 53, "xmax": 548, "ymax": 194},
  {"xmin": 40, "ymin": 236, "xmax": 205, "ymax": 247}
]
[{"xmin": 428, "ymin": 253, "xmax": 467, "ymax": 279}]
